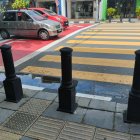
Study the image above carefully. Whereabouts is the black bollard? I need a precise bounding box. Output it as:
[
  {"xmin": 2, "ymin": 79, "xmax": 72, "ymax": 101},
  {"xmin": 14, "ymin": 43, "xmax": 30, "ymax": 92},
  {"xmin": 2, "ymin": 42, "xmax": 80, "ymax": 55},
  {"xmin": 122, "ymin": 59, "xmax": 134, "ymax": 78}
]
[
  {"xmin": 124, "ymin": 50, "xmax": 140, "ymax": 123},
  {"xmin": 0, "ymin": 44, "xmax": 23, "ymax": 103},
  {"xmin": 57, "ymin": 47, "xmax": 77, "ymax": 113}
]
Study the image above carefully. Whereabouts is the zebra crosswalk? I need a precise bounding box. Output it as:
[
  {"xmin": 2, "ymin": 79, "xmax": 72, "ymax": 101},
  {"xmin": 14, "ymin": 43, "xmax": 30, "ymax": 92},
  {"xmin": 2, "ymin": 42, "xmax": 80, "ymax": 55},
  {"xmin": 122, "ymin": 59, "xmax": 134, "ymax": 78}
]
[{"xmin": 19, "ymin": 23, "xmax": 140, "ymax": 86}]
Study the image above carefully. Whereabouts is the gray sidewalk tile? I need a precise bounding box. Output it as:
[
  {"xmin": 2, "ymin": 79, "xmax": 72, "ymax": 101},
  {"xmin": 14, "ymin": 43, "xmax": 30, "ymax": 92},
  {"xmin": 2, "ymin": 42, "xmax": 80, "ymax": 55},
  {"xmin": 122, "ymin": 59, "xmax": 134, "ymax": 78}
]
[
  {"xmin": 2, "ymin": 111, "xmax": 38, "ymax": 135},
  {"xmin": 57, "ymin": 122, "xmax": 95, "ymax": 140},
  {"xmin": 77, "ymin": 97, "xmax": 91, "ymax": 108},
  {"xmin": 0, "ymin": 93, "xmax": 6, "ymax": 103},
  {"xmin": 130, "ymin": 124, "xmax": 140, "ymax": 135},
  {"xmin": 34, "ymin": 91, "xmax": 57, "ymax": 101},
  {"xmin": 18, "ymin": 98, "xmax": 51, "ymax": 115},
  {"xmin": 95, "ymin": 128, "xmax": 130, "ymax": 140},
  {"xmin": 0, "ymin": 108, "xmax": 14, "ymax": 124},
  {"xmin": 83, "ymin": 109, "xmax": 114, "ymax": 130},
  {"xmin": 25, "ymin": 117, "xmax": 65, "ymax": 140},
  {"xmin": 21, "ymin": 136, "xmax": 36, "ymax": 140},
  {"xmin": 114, "ymin": 113, "xmax": 130, "ymax": 133},
  {"xmin": 0, "ymin": 98, "xmax": 29, "ymax": 111},
  {"xmin": 116, "ymin": 103, "xmax": 127, "ymax": 113},
  {"xmin": 131, "ymin": 135, "xmax": 140, "ymax": 140},
  {"xmin": 89, "ymin": 99, "xmax": 116, "ymax": 112},
  {"xmin": 42, "ymin": 102, "xmax": 87, "ymax": 123},
  {"xmin": 23, "ymin": 89, "xmax": 39, "ymax": 98},
  {"xmin": 0, "ymin": 129, "xmax": 21, "ymax": 140}
]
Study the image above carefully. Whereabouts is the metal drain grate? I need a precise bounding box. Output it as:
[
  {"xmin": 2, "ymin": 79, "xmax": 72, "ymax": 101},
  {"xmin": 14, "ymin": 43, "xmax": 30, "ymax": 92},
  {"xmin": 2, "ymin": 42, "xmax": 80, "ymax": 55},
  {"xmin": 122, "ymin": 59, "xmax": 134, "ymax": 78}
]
[
  {"xmin": 0, "ymin": 129, "xmax": 21, "ymax": 140},
  {"xmin": 26, "ymin": 117, "xmax": 65, "ymax": 140},
  {"xmin": 18, "ymin": 98, "xmax": 51, "ymax": 115},
  {"xmin": 58, "ymin": 122, "xmax": 95, "ymax": 140},
  {"xmin": 3, "ymin": 111, "xmax": 37, "ymax": 135},
  {"xmin": 95, "ymin": 128, "xmax": 130, "ymax": 140}
]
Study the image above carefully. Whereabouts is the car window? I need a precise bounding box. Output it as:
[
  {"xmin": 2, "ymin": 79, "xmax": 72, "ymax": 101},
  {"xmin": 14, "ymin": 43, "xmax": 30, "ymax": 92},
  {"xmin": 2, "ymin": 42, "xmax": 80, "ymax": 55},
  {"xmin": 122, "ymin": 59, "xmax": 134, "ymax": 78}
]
[
  {"xmin": 44, "ymin": 9, "xmax": 57, "ymax": 16},
  {"xmin": 35, "ymin": 10, "xmax": 44, "ymax": 15},
  {"xmin": 2, "ymin": 12, "xmax": 16, "ymax": 21},
  {"xmin": 26, "ymin": 10, "xmax": 47, "ymax": 21},
  {"xmin": 17, "ymin": 12, "xmax": 31, "ymax": 21}
]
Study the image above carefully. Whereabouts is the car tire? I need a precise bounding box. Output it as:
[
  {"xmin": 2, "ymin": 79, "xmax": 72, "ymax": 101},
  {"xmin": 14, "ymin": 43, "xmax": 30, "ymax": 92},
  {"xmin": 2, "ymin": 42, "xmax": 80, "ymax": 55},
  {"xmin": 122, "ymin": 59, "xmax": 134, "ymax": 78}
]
[
  {"xmin": 38, "ymin": 29, "xmax": 50, "ymax": 40},
  {"xmin": 0, "ymin": 30, "xmax": 10, "ymax": 39}
]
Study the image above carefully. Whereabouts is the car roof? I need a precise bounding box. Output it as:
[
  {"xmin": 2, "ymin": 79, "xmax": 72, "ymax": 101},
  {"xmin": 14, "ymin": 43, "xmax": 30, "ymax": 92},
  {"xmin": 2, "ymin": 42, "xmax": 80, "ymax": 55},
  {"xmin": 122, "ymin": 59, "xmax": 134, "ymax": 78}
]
[
  {"xmin": 29, "ymin": 8, "xmax": 49, "ymax": 10},
  {"xmin": 6, "ymin": 9, "xmax": 33, "ymax": 12}
]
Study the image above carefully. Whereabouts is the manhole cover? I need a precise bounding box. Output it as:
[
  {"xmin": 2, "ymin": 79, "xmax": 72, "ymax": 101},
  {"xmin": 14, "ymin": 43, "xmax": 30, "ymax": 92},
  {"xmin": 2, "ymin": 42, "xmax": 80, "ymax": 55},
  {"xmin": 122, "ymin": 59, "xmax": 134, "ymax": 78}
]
[
  {"xmin": 18, "ymin": 98, "xmax": 51, "ymax": 115},
  {"xmin": 26, "ymin": 117, "xmax": 65, "ymax": 140},
  {"xmin": 3, "ymin": 111, "xmax": 37, "ymax": 134},
  {"xmin": 95, "ymin": 128, "xmax": 130, "ymax": 140},
  {"xmin": 58, "ymin": 122, "xmax": 95, "ymax": 140}
]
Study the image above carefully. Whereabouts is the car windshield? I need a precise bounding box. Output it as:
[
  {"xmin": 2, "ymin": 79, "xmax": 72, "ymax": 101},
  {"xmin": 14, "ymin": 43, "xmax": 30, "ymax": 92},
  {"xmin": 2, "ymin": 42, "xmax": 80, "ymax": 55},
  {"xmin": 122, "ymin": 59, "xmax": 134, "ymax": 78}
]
[
  {"xmin": 44, "ymin": 9, "xmax": 57, "ymax": 16},
  {"xmin": 27, "ymin": 10, "xmax": 47, "ymax": 21}
]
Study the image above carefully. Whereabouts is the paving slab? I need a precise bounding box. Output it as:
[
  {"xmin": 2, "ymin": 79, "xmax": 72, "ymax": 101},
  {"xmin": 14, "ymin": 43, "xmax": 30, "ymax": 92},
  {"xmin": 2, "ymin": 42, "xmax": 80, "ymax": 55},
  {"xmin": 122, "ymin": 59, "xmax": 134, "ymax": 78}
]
[
  {"xmin": 22, "ymin": 89, "xmax": 39, "ymax": 98},
  {"xmin": 95, "ymin": 128, "xmax": 130, "ymax": 140},
  {"xmin": 2, "ymin": 111, "xmax": 38, "ymax": 135},
  {"xmin": 116, "ymin": 103, "xmax": 127, "ymax": 113},
  {"xmin": 0, "ymin": 98, "xmax": 29, "ymax": 111},
  {"xmin": 0, "ymin": 93, "xmax": 6, "ymax": 103},
  {"xmin": 21, "ymin": 136, "xmax": 36, "ymax": 140},
  {"xmin": 77, "ymin": 97, "xmax": 91, "ymax": 108},
  {"xmin": 0, "ymin": 129, "xmax": 21, "ymax": 140},
  {"xmin": 0, "ymin": 108, "xmax": 14, "ymax": 124},
  {"xmin": 114, "ymin": 113, "xmax": 130, "ymax": 133},
  {"xmin": 42, "ymin": 102, "xmax": 87, "ymax": 123},
  {"xmin": 58, "ymin": 122, "xmax": 95, "ymax": 140},
  {"xmin": 131, "ymin": 135, "xmax": 140, "ymax": 140},
  {"xmin": 89, "ymin": 99, "xmax": 116, "ymax": 112},
  {"xmin": 130, "ymin": 124, "xmax": 140, "ymax": 135},
  {"xmin": 18, "ymin": 98, "xmax": 51, "ymax": 115},
  {"xmin": 83, "ymin": 109, "xmax": 114, "ymax": 130},
  {"xmin": 25, "ymin": 117, "xmax": 65, "ymax": 140},
  {"xmin": 34, "ymin": 91, "xmax": 57, "ymax": 101}
]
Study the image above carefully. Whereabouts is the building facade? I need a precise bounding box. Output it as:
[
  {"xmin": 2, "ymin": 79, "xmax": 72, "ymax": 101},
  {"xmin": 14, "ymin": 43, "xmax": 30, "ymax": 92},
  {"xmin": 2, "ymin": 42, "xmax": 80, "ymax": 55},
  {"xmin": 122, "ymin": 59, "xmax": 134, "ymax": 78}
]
[{"xmin": 1, "ymin": 0, "xmax": 140, "ymax": 21}]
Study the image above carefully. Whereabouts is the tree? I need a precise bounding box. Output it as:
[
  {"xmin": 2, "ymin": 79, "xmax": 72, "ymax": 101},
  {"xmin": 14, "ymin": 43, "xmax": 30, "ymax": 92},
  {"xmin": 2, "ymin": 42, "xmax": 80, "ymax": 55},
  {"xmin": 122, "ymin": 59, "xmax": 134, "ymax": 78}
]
[{"xmin": 12, "ymin": 0, "xmax": 29, "ymax": 9}]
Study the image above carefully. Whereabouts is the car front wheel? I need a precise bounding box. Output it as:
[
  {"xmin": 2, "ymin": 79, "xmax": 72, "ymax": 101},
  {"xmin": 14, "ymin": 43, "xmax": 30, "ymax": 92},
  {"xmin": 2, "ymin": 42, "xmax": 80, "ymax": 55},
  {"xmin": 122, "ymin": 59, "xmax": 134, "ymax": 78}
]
[
  {"xmin": 0, "ymin": 30, "xmax": 10, "ymax": 39},
  {"xmin": 38, "ymin": 29, "xmax": 49, "ymax": 40}
]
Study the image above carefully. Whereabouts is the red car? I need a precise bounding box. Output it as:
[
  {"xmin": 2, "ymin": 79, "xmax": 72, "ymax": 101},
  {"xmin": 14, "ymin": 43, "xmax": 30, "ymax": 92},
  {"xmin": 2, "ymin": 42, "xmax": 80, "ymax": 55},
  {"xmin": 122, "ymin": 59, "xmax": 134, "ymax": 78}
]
[{"xmin": 29, "ymin": 8, "xmax": 69, "ymax": 29}]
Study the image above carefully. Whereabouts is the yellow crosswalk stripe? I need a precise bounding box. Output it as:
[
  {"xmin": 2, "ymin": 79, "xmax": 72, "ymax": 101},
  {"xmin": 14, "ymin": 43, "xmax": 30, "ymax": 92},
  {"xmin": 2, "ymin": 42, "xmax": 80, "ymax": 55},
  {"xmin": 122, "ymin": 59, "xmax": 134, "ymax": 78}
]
[
  {"xmin": 39, "ymin": 55, "xmax": 134, "ymax": 68},
  {"xmin": 20, "ymin": 66, "xmax": 132, "ymax": 85},
  {"xmin": 75, "ymin": 35, "xmax": 140, "ymax": 40},
  {"xmin": 55, "ymin": 46, "xmax": 135, "ymax": 55},
  {"xmin": 86, "ymin": 29, "xmax": 140, "ymax": 32},
  {"xmin": 67, "ymin": 40, "xmax": 140, "ymax": 46},
  {"xmin": 81, "ymin": 32, "xmax": 140, "ymax": 35}
]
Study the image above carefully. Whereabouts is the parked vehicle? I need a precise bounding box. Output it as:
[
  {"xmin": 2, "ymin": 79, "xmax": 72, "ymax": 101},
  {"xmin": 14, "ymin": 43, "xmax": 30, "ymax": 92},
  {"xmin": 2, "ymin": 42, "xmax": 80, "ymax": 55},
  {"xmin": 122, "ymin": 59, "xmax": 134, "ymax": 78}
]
[
  {"xmin": 29, "ymin": 8, "xmax": 69, "ymax": 29},
  {"xmin": 0, "ymin": 9, "xmax": 63, "ymax": 40}
]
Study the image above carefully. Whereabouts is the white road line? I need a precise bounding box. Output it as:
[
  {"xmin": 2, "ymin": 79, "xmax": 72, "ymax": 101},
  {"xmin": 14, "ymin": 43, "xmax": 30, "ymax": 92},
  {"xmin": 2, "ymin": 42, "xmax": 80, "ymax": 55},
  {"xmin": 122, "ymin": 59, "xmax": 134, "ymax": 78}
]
[
  {"xmin": 14, "ymin": 23, "xmax": 99, "ymax": 67},
  {"xmin": 22, "ymin": 84, "xmax": 45, "ymax": 90},
  {"xmin": 76, "ymin": 92, "xmax": 112, "ymax": 101}
]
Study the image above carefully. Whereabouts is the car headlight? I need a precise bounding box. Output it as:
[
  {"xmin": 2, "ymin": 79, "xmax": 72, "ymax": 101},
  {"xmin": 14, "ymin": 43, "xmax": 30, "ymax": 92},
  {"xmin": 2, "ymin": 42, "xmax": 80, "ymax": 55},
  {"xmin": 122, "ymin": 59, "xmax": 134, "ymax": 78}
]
[{"xmin": 49, "ymin": 25, "xmax": 56, "ymax": 30}]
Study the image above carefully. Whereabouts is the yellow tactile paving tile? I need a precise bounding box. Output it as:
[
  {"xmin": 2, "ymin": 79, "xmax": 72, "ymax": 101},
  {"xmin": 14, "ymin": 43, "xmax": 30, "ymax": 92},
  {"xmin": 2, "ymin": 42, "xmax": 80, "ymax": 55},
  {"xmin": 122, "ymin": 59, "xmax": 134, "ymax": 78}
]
[
  {"xmin": 75, "ymin": 35, "xmax": 140, "ymax": 40},
  {"xmin": 39, "ymin": 55, "xmax": 134, "ymax": 68},
  {"xmin": 55, "ymin": 46, "xmax": 135, "ymax": 55},
  {"xmin": 81, "ymin": 32, "xmax": 140, "ymax": 35},
  {"xmin": 0, "ymin": 130, "xmax": 21, "ymax": 140},
  {"xmin": 20, "ymin": 66, "xmax": 132, "ymax": 85},
  {"xmin": 67, "ymin": 40, "xmax": 140, "ymax": 46}
]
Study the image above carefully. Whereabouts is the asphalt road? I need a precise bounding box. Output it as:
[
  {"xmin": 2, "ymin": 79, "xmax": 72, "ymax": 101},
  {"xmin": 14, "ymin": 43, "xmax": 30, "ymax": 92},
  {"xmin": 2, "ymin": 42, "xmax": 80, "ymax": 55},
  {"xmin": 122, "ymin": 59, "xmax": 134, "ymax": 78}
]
[{"xmin": 2, "ymin": 22, "xmax": 140, "ymax": 104}]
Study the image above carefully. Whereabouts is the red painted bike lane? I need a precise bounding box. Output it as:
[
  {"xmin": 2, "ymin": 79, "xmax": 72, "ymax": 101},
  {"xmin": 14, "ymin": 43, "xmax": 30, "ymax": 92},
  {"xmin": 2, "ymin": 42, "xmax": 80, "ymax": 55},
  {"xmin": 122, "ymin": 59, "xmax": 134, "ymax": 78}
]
[{"xmin": 0, "ymin": 24, "xmax": 92, "ymax": 66}]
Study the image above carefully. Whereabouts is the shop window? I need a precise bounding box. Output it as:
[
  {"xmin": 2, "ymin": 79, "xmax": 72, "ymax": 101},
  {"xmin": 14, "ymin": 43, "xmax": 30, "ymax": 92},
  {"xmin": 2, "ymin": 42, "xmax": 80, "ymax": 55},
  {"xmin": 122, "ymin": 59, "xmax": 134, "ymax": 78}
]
[{"xmin": 71, "ymin": 1, "xmax": 93, "ymax": 19}]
